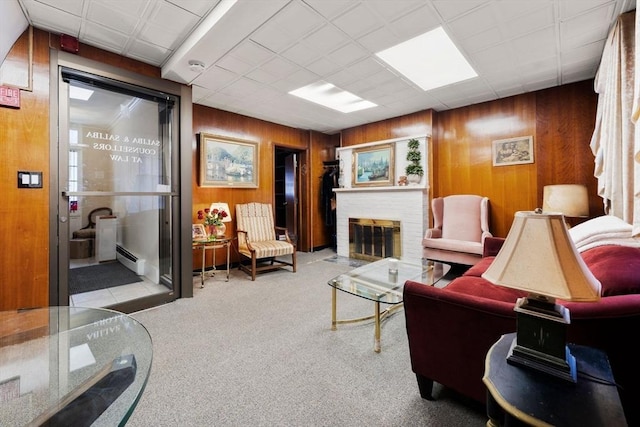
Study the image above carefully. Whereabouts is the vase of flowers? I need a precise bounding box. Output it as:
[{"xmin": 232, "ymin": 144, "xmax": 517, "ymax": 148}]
[{"xmin": 197, "ymin": 207, "xmax": 229, "ymax": 238}]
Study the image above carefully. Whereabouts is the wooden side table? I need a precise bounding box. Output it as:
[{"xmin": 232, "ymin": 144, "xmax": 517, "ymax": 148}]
[
  {"xmin": 483, "ymin": 333, "xmax": 626, "ymax": 427},
  {"xmin": 192, "ymin": 237, "xmax": 234, "ymax": 288}
]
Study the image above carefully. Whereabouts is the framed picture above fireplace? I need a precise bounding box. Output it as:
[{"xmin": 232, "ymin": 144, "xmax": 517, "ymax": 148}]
[{"xmin": 352, "ymin": 143, "xmax": 395, "ymax": 187}]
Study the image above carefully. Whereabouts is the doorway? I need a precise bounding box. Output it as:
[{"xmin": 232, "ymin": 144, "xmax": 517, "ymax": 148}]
[
  {"xmin": 274, "ymin": 147, "xmax": 301, "ymax": 245},
  {"xmin": 54, "ymin": 59, "xmax": 182, "ymax": 313}
]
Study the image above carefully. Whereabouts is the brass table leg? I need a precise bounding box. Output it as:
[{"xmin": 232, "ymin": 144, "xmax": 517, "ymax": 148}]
[
  {"xmin": 374, "ymin": 301, "xmax": 381, "ymax": 353},
  {"xmin": 225, "ymin": 241, "xmax": 230, "ymax": 281},
  {"xmin": 331, "ymin": 287, "xmax": 337, "ymax": 331},
  {"xmin": 200, "ymin": 245, "xmax": 205, "ymax": 288}
]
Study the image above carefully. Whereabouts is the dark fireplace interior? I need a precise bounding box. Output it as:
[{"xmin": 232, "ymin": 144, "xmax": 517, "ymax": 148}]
[{"xmin": 349, "ymin": 218, "xmax": 401, "ymax": 261}]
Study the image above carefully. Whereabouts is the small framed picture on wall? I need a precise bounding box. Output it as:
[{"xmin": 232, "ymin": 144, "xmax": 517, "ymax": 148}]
[{"xmin": 492, "ymin": 136, "xmax": 534, "ymax": 166}]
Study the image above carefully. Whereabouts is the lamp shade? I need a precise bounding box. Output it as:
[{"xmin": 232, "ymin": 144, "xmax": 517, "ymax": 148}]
[
  {"xmin": 542, "ymin": 184, "xmax": 589, "ymax": 218},
  {"xmin": 482, "ymin": 211, "xmax": 600, "ymax": 301},
  {"xmin": 209, "ymin": 202, "xmax": 232, "ymax": 222}
]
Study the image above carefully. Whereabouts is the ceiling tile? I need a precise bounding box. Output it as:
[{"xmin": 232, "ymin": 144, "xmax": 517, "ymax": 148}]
[
  {"xmin": 271, "ymin": 1, "xmax": 325, "ymax": 40},
  {"xmin": 505, "ymin": 6, "xmax": 555, "ymax": 38},
  {"xmin": 193, "ymin": 65, "xmax": 238, "ymax": 90},
  {"xmin": 303, "ymin": 24, "xmax": 350, "ymax": 55},
  {"xmin": 365, "ymin": 0, "xmax": 425, "ymax": 22},
  {"xmin": 431, "ymin": 0, "xmax": 488, "ymax": 21},
  {"xmin": 216, "ymin": 55, "xmax": 253, "ymax": 75},
  {"xmin": 281, "ymin": 42, "xmax": 319, "ymax": 66},
  {"xmin": 260, "ymin": 57, "xmax": 300, "ymax": 80},
  {"xmin": 306, "ymin": 57, "xmax": 341, "ymax": 76},
  {"xmin": 302, "ymin": 0, "xmax": 355, "ymax": 19},
  {"xmin": 127, "ymin": 39, "xmax": 171, "ymax": 66},
  {"xmin": 387, "ymin": 4, "xmax": 441, "ymax": 41},
  {"xmin": 327, "ymin": 42, "xmax": 369, "ymax": 67},
  {"xmin": 560, "ymin": 3, "xmax": 617, "ymax": 49},
  {"xmin": 446, "ymin": 4, "xmax": 497, "ymax": 40},
  {"xmin": 331, "ymin": 3, "xmax": 382, "ymax": 39},
  {"xmin": 82, "ymin": 23, "xmax": 130, "ymax": 52},
  {"xmin": 33, "ymin": 0, "xmax": 84, "ymax": 16},
  {"xmin": 86, "ymin": 2, "xmax": 138, "ymax": 34},
  {"xmin": 356, "ymin": 26, "xmax": 403, "ymax": 52},
  {"xmin": 229, "ymin": 41, "xmax": 274, "ymax": 67},
  {"xmin": 166, "ymin": 0, "xmax": 220, "ymax": 16}
]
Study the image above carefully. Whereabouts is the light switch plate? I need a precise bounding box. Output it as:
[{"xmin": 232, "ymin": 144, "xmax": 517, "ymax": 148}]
[{"xmin": 17, "ymin": 171, "xmax": 43, "ymax": 188}]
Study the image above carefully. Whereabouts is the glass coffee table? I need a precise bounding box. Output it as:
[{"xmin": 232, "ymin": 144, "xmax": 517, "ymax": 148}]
[
  {"xmin": 0, "ymin": 307, "xmax": 152, "ymax": 426},
  {"xmin": 328, "ymin": 258, "xmax": 450, "ymax": 353}
]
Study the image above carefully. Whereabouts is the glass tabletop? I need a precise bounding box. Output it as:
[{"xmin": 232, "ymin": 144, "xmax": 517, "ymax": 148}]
[
  {"xmin": 0, "ymin": 307, "xmax": 152, "ymax": 426},
  {"xmin": 328, "ymin": 258, "xmax": 451, "ymax": 304}
]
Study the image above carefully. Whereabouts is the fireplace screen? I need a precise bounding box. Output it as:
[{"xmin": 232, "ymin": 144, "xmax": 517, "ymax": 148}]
[{"xmin": 349, "ymin": 218, "xmax": 401, "ymax": 261}]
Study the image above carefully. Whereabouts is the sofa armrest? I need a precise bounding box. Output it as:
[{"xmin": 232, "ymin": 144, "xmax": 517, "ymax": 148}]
[
  {"xmin": 403, "ymin": 280, "xmax": 517, "ymax": 403},
  {"xmin": 483, "ymin": 236, "xmax": 505, "ymax": 258}
]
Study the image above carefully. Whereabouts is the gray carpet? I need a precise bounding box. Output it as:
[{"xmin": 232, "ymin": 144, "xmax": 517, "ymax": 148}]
[
  {"xmin": 69, "ymin": 262, "xmax": 141, "ymax": 295},
  {"xmin": 127, "ymin": 249, "xmax": 486, "ymax": 426}
]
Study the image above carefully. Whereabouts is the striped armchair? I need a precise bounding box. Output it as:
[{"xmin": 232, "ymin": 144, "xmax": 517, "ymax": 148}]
[{"xmin": 235, "ymin": 202, "xmax": 297, "ymax": 281}]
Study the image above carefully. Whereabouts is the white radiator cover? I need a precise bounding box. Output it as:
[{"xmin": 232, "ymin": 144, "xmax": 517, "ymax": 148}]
[{"xmin": 334, "ymin": 187, "xmax": 429, "ymax": 264}]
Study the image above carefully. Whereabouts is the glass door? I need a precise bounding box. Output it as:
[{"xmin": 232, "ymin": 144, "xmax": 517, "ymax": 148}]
[{"xmin": 57, "ymin": 67, "xmax": 178, "ymax": 311}]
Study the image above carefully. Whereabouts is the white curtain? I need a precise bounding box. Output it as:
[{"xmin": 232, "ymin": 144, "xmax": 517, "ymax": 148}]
[{"xmin": 590, "ymin": 10, "xmax": 640, "ymax": 237}]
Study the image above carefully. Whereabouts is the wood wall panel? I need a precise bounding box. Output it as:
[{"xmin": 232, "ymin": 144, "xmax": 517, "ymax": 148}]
[
  {"xmin": 435, "ymin": 94, "xmax": 537, "ymax": 237},
  {"xmin": 341, "ymin": 110, "xmax": 433, "ymax": 146},
  {"xmin": 535, "ymin": 81, "xmax": 600, "ymax": 217},
  {"xmin": 192, "ymin": 106, "xmax": 317, "ymax": 268},
  {"xmin": 434, "ymin": 82, "xmax": 598, "ymax": 237},
  {"xmin": 0, "ymin": 29, "xmax": 50, "ymax": 310}
]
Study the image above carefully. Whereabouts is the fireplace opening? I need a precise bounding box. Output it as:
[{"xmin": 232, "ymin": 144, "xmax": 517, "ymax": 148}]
[{"xmin": 349, "ymin": 218, "xmax": 401, "ymax": 261}]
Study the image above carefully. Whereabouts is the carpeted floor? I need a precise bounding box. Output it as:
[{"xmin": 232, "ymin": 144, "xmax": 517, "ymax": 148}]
[
  {"xmin": 69, "ymin": 262, "xmax": 142, "ymax": 295},
  {"xmin": 126, "ymin": 249, "xmax": 485, "ymax": 426}
]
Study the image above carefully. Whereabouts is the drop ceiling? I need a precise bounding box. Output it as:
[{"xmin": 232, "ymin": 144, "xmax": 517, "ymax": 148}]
[{"xmin": 16, "ymin": 0, "xmax": 637, "ymax": 134}]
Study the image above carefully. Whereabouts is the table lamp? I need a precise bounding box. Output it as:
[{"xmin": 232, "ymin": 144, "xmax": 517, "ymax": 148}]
[
  {"xmin": 542, "ymin": 184, "xmax": 589, "ymax": 218},
  {"xmin": 482, "ymin": 210, "xmax": 601, "ymax": 382},
  {"xmin": 209, "ymin": 202, "xmax": 232, "ymax": 223}
]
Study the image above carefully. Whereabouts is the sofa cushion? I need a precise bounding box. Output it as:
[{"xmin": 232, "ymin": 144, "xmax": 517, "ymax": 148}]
[
  {"xmin": 445, "ymin": 276, "xmax": 527, "ymax": 303},
  {"xmin": 581, "ymin": 245, "xmax": 640, "ymax": 297}
]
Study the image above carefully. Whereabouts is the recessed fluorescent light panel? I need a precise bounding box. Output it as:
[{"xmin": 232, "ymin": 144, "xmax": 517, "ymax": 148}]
[
  {"xmin": 376, "ymin": 26, "xmax": 477, "ymax": 91},
  {"xmin": 289, "ymin": 81, "xmax": 377, "ymax": 113},
  {"xmin": 69, "ymin": 86, "xmax": 94, "ymax": 100}
]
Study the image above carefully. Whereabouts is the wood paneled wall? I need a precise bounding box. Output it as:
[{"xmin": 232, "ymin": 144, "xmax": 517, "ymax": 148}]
[
  {"xmin": 191, "ymin": 106, "xmax": 338, "ymax": 268},
  {"xmin": 434, "ymin": 80, "xmax": 597, "ymax": 237},
  {"xmin": 341, "ymin": 110, "xmax": 434, "ymax": 146},
  {"xmin": 0, "ymin": 29, "xmax": 51, "ymax": 311}
]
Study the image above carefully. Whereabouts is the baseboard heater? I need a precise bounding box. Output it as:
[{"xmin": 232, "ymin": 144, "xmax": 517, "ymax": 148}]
[{"xmin": 116, "ymin": 245, "xmax": 145, "ymax": 275}]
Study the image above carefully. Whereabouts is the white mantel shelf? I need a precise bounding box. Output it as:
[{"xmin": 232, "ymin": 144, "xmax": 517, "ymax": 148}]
[{"xmin": 334, "ymin": 186, "xmax": 428, "ymax": 193}]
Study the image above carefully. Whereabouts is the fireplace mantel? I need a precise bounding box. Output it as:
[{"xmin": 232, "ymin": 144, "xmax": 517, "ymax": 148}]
[
  {"xmin": 334, "ymin": 187, "xmax": 429, "ymax": 264},
  {"xmin": 334, "ymin": 186, "xmax": 428, "ymax": 193}
]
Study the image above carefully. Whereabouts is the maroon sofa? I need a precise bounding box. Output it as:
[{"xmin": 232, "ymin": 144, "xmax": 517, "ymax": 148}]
[{"xmin": 403, "ymin": 237, "xmax": 640, "ymax": 425}]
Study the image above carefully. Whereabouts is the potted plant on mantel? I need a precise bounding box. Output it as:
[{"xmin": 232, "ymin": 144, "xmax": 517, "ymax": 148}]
[{"xmin": 405, "ymin": 138, "xmax": 424, "ymax": 185}]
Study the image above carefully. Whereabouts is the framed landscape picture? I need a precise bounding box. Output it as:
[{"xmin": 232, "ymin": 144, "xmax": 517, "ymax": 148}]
[
  {"xmin": 352, "ymin": 143, "xmax": 394, "ymax": 187},
  {"xmin": 199, "ymin": 133, "xmax": 259, "ymax": 187},
  {"xmin": 492, "ymin": 136, "xmax": 534, "ymax": 166}
]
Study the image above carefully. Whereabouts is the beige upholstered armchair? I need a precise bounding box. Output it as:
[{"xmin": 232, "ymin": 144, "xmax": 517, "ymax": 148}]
[
  {"xmin": 235, "ymin": 202, "xmax": 297, "ymax": 281},
  {"xmin": 422, "ymin": 195, "xmax": 491, "ymax": 266}
]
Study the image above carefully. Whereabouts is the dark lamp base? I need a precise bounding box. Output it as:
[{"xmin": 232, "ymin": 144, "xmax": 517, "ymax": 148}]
[
  {"xmin": 507, "ymin": 337, "xmax": 577, "ymax": 382},
  {"xmin": 508, "ymin": 296, "xmax": 577, "ymax": 383}
]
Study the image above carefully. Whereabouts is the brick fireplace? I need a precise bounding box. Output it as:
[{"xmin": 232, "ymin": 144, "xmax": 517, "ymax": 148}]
[{"xmin": 334, "ymin": 187, "xmax": 429, "ymax": 264}]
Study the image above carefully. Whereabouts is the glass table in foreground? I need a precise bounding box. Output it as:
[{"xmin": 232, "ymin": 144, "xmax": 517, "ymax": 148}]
[
  {"xmin": 0, "ymin": 306, "xmax": 152, "ymax": 426},
  {"xmin": 328, "ymin": 258, "xmax": 450, "ymax": 353}
]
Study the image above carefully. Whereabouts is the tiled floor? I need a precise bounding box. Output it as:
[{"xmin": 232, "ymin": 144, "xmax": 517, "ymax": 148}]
[{"xmin": 69, "ymin": 257, "xmax": 168, "ymax": 308}]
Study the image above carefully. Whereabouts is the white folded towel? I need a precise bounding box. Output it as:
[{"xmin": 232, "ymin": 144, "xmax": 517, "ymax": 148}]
[{"xmin": 569, "ymin": 215, "xmax": 639, "ymax": 251}]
